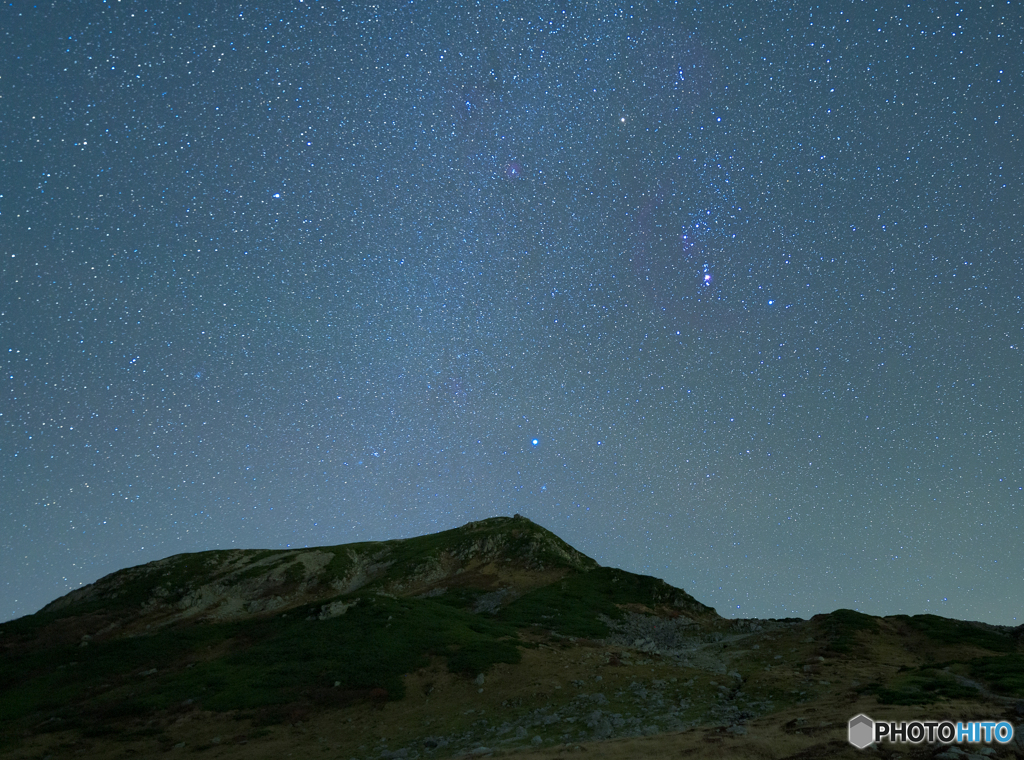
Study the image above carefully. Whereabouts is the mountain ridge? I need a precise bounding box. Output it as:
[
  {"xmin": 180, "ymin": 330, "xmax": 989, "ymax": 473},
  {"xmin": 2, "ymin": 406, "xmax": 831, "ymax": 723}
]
[{"xmin": 36, "ymin": 515, "xmax": 715, "ymax": 632}]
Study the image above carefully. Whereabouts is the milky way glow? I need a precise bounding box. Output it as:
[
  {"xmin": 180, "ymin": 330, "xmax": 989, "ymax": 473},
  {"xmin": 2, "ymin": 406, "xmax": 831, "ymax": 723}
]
[{"xmin": 1, "ymin": 1, "xmax": 1021, "ymax": 625}]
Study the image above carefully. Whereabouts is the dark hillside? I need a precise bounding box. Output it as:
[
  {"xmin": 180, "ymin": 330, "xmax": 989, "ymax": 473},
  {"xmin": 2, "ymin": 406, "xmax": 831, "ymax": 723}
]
[{"xmin": 2, "ymin": 518, "xmax": 1021, "ymax": 760}]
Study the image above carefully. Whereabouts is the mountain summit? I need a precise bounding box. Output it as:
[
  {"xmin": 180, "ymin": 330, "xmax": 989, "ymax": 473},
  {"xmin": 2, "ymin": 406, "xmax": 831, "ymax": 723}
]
[{"xmin": 39, "ymin": 515, "xmax": 714, "ymax": 631}]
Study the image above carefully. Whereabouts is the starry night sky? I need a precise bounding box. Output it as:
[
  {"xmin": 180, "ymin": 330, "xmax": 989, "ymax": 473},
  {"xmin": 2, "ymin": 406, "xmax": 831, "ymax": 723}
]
[{"xmin": 2, "ymin": 1, "xmax": 1022, "ymax": 625}]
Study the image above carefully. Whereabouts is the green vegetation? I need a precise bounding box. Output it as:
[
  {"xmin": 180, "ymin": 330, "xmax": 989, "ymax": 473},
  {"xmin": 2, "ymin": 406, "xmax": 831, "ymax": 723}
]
[
  {"xmin": 188, "ymin": 594, "xmax": 521, "ymax": 711},
  {"xmin": 894, "ymin": 614, "xmax": 1017, "ymax": 653},
  {"xmin": 817, "ymin": 609, "xmax": 879, "ymax": 654},
  {"xmin": 0, "ymin": 606, "xmax": 76, "ymax": 639},
  {"xmin": 226, "ymin": 553, "xmax": 291, "ymax": 584},
  {"xmin": 91, "ymin": 551, "xmax": 234, "ymax": 611},
  {"xmin": 968, "ymin": 654, "xmax": 1024, "ymax": 697},
  {"xmin": 316, "ymin": 517, "xmax": 594, "ymax": 592},
  {"xmin": 0, "ymin": 619, "xmax": 232, "ymax": 723},
  {"xmin": 497, "ymin": 566, "xmax": 711, "ymax": 638},
  {"xmin": 862, "ymin": 667, "xmax": 980, "ymax": 705},
  {"xmin": 0, "ymin": 593, "xmax": 521, "ymax": 732},
  {"xmin": 322, "ymin": 544, "xmax": 361, "ymax": 584},
  {"xmin": 432, "ymin": 586, "xmax": 489, "ymax": 610},
  {"xmin": 282, "ymin": 561, "xmax": 306, "ymax": 585}
]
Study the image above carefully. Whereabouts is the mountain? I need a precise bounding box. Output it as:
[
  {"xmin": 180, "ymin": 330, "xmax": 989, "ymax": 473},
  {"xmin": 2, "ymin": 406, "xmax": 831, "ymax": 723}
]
[{"xmin": 2, "ymin": 516, "xmax": 1022, "ymax": 760}]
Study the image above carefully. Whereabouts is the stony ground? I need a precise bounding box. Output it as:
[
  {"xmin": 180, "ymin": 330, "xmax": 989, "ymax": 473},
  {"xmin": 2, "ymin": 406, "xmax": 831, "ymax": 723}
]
[{"xmin": 6, "ymin": 615, "xmax": 1023, "ymax": 760}]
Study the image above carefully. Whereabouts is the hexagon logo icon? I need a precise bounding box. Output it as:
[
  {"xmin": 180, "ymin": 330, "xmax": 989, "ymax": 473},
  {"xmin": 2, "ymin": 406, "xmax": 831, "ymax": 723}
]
[{"xmin": 848, "ymin": 714, "xmax": 874, "ymax": 749}]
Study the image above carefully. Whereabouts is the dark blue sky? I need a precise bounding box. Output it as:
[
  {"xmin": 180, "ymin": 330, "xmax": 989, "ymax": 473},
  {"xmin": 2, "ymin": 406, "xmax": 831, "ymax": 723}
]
[{"xmin": 2, "ymin": 1, "xmax": 1021, "ymax": 624}]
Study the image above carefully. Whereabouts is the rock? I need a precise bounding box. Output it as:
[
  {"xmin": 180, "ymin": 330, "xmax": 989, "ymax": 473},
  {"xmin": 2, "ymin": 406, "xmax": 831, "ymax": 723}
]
[
  {"xmin": 469, "ymin": 748, "xmax": 492, "ymax": 756},
  {"xmin": 586, "ymin": 710, "xmax": 613, "ymax": 739},
  {"xmin": 514, "ymin": 726, "xmax": 528, "ymax": 739},
  {"xmin": 531, "ymin": 735, "xmax": 543, "ymax": 745},
  {"xmin": 244, "ymin": 595, "xmax": 285, "ymax": 614},
  {"xmin": 472, "ymin": 588, "xmax": 516, "ymax": 614},
  {"xmin": 726, "ymin": 724, "xmax": 747, "ymax": 735},
  {"xmin": 474, "ymin": 673, "xmax": 486, "ymax": 686},
  {"xmin": 603, "ymin": 611, "xmax": 702, "ymax": 653},
  {"xmin": 319, "ymin": 599, "xmax": 358, "ymax": 620}
]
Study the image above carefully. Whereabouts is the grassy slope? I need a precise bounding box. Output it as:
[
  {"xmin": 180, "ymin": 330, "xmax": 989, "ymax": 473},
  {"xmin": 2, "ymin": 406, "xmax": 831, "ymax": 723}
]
[{"xmin": 838, "ymin": 612, "xmax": 1024, "ymax": 705}]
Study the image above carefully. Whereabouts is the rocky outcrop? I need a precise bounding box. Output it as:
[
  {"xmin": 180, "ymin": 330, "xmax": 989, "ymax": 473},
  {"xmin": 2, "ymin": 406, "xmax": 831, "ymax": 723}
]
[
  {"xmin": 329, "ymin": 549, "xmax": 395, "ymax": 595},
  {"xmin": 317, "ymin": 599, "xmax": 359, "ymax": 620}
]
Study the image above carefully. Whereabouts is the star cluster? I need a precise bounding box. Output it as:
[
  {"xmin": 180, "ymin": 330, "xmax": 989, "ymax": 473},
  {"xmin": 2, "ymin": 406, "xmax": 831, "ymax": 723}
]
[{"xmin": 2, "ymin": 1, "xmax": 1021, "ymax": 624}]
